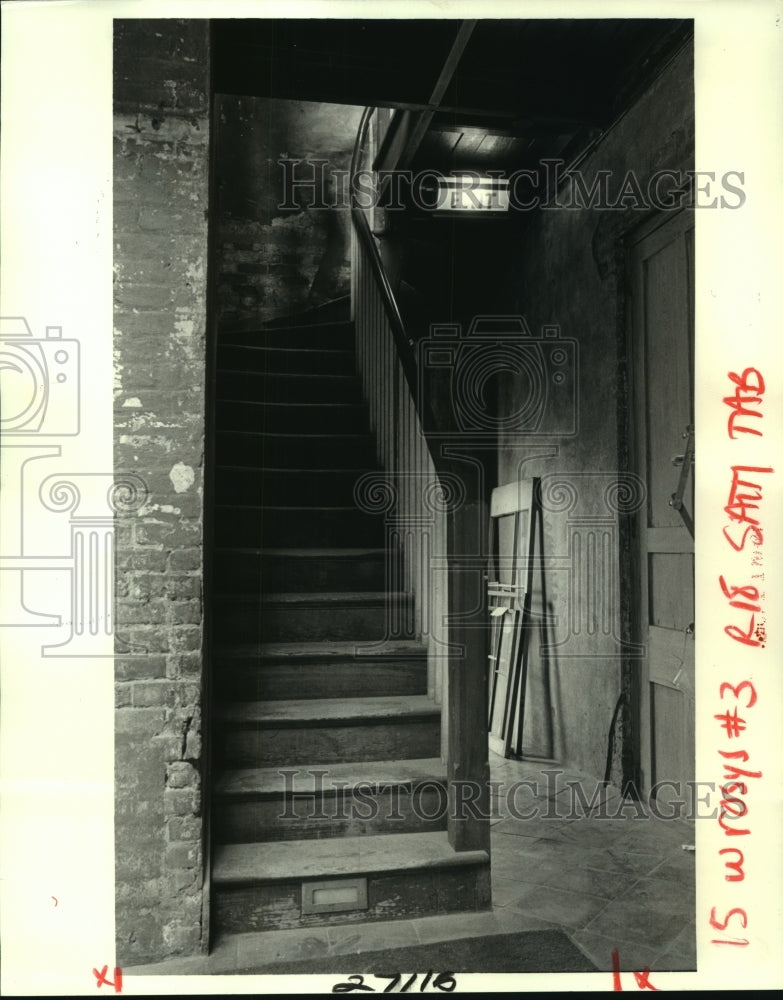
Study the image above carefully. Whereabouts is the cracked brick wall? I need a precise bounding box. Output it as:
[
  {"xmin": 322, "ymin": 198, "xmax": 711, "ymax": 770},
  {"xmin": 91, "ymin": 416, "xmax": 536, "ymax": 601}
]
[{"xmin": 113, "ymin": 19, "xmax": 210, "ymax": 965}]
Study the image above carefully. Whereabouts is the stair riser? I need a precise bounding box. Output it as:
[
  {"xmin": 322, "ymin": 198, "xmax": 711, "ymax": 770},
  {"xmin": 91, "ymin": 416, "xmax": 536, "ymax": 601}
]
[
  {"xmin": 218, "ymin": 345, "xmax": 355, "ymax": 376},
  {"xmin": 214, "ymin": 785, "xmax": 448, "ymax": 842},
  {"xmin": 216, "ymin": 433, "xmax": 376, "ymax": 469},
  {"xmin": 215, "ymin": 509, "xmax": 385, "ymax": 548},
  {"xmin": 216, "ymin": 372, "xmax": 363, "ymax": 404},
  {"xmin": 214, "ymin": 659, "xmax": 428, "ymax": 701},
  {"xmin": 213, "ymin": 863, "xmax": 491, "ymax": 933},
  {"xmin": 214, "ymin": 602, "xmax": 415, "ymax": 643},
  {"xmin": 216, "ymin": 401, "xmax": 367, "ymax": 435},
  {"xmin": 220, "ymin": 323, "xmax": 354, "ymax": 352},
  {"xmin": 218, "ymin": 718, "xmax": 440, "ymax": 768},
  {"xmin": 215, "ymin": 468, "xmax": 370, "ymax": 507},
  {"xmin": 214, "ymin": 550, "xmax": 389, "ymax": 593},
  {"xmin": 264, "ymin": 307, "xmax": 353, "ymax": 331}
]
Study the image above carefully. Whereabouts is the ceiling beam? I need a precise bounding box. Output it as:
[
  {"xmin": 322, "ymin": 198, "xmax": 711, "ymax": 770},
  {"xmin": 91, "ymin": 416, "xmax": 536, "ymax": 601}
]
[{"xmin": 394, "ymin": 20, "xmax": 477, "ymax": 170}]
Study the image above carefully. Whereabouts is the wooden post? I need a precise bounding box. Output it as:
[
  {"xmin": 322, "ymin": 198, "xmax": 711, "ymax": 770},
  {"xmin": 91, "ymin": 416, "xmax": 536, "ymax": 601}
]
[{"xmin": 443, "ymin": 449, "xmax": 491, "ymax": 853}]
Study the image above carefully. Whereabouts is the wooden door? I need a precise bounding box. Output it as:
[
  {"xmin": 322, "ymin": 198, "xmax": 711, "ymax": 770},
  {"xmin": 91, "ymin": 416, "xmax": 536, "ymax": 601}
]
[{"xmin": 631, "ymin": 210, "xmax": 695, "ymax": 809}]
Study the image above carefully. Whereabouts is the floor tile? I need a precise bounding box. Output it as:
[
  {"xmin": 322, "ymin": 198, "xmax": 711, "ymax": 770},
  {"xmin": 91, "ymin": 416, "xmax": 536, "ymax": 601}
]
[
  {"xmin": 491, "ymin": 815, "xmax": 575, "ymax": 841},
  {"xmin": 490, "ymin": 843, "xmax": 573, "ymax": 882},
  {"xmin": 492, "ymin": 834, "xmax": 587, "ymax": 869},
  {"xmin": 548, "ymin": 816, "xmax": 639, "ymax": 849},
  {"xmin": 527, "ymin": 862, "xmax": 634, "ymax": 900},
  {"xmin": 492, "ymin": 875, "xmax": 533, "ymax": 907},
  {"xmin": 328, "ymin": 918, "xmax": 419, "ymax": 955},
  {"xmin": 551, "ymin": 785, "xmax": 624, "ymax": 821},
  {"xmin": 505, "ymin": 880, "xmax": 611, "ymax": 930},
  {"xmin": 493, "ymin": 906, "xmax": 564, "ymax": 935},
  {"xmin": 491, "ymin": 856, "xmax": 571, "ymax": 892},
  {"xmin": 413, "ymin": 910, "xmax": 502, "ymax": 945},
  {"xmin": 577, "ymin": 845, "xmax": 666, "ymax": 879},
  {"xmin": 650, "ymin": 922, "xmax": 697, "ymax": 972},
  {"xmin": 539, "ymin": 770, "xmax": 601, "ymax": 801},
  {"xmin": 612, "ymin": 817, "xmax": 696, "ymax": 854},
  {"xmin": 570, "ymin": 927, "xmax": 662, "ymax": 974},
  {"xmin": 644, "ymin": 850, "xmax": 696, "ymax": 887},
  {"xmin": 582, "ymin": 876, "xmax": 692, "ymax": 951},
  {"xmin": 651, "ymin": 947, "xmax": 697, "ymax": 972}
]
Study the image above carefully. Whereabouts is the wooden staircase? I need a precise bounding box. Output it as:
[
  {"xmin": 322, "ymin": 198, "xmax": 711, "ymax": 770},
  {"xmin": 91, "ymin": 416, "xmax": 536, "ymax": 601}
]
[{"xmin": 210, "ymin": 301, "xmax": 490, "ymax": 937}]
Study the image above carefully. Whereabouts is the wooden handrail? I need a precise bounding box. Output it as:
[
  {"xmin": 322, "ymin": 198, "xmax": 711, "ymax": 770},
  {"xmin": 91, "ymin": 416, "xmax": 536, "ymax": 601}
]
[{"xmin": 350, "ymin": 106, "xmax": 437, "ymax": 436}]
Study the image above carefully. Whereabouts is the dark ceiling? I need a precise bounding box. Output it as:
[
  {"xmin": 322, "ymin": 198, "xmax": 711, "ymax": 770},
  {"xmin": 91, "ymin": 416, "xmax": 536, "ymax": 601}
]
[{"xmin": 212, "ymin": 18, "xmax": 693, "ymax": 174}]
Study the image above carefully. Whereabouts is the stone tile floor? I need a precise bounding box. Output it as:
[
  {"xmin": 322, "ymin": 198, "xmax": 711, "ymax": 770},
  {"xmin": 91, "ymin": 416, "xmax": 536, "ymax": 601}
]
[{"xmin": 126, "ymin": 751, "xmax": 696, "ymax": 979}]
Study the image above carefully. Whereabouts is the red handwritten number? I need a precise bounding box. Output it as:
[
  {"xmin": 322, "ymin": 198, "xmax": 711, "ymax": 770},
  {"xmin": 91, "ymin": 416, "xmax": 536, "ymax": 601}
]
[
  {"xmin": 710, "ymin": 906, "xmax": 748, "ymax": 932},
  {"xmin": 612, "ymin": 949, "xmax": 622, "ymax": 991},
  {"xmin": 92, "ymin": 967, "xmax": 122, "ymax": 993},
  {"xmin": 719, "ymin": 576, "xmax": 760, "ymax": 612},
  {"xmin": 719, "ymin": 680, "xmax": 757, "ymax": 708},
  {"xmin": 709, "ymin": 907, "xmax": 750, "ymax": 947},
  {"xmin": 633, "ymin": 969, "xmax": 659, "ymax": 991},
  {"xmin": 611, "ymin": 949, "xmax": 658, "ymax": 991}
]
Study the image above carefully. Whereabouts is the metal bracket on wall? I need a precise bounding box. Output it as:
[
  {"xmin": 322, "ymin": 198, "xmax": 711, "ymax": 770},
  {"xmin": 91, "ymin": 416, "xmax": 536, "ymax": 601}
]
[{"xmin": 669, "ymin": 423, "xmax": 694, "ymax": 539}]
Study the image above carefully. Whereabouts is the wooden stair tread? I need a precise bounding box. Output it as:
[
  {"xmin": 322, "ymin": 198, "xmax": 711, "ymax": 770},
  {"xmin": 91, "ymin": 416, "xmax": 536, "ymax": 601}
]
[
  {"xmin": 217, "ymin": 369, "xmax": 357, "ymax": 379},
  {"xmin": 214, "ymin": 547, "xmax": 388, "ymax": 557},
  {"xmin": 263, "ymin": 591, "xmax": 405, "ymax": 604},
  {"xmin": 215, "ymin": 505, "xmax": 383, "ymax": 512},
  {"xmin": 219, "ymin": 508, "xmax": 388, "ymax": 517},
  {"xmin": 216, "ymin": 400, "xmax": 365, "ymax": 408},
  {"xmin": 213, "ymin": 831, "xmax": 488, "ymax": 884},
  {"xmin": 213, "ymin": 639, "xmax": 427, "ymax": 660},
  {"xmin": 221, "ymin": 316, "xmax": 351, "ymax": 336},
  {"xmin": 217, "ymin": 430, "xmax": 373, "ymax": 439},
  {"xmin": 215, "ymin": 758, "xmax": 446, "ymax": 796},
  {"xmin": 215, "ymin": 504, "xmax": 376, "ymax": 511},
  {"xmin": 215, "ymin": 591, "xmax": 409, "ymax": 606},
  {"xmin": 217, "ymin": 695, "xmax": 440, "ymax": 725},
  {"xmin": 214, "ymin": 471, "xmax": 377, "ymax": 478},
  {"xmin": 219, "ymin": 344, "xmax": 353, "ymax": 354}
]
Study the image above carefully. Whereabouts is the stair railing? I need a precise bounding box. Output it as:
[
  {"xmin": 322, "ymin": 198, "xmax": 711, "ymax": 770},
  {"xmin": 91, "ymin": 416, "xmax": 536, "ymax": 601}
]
[{"xmin": 350, "ymin": 107, "xmax": 449, "ymax": 752}]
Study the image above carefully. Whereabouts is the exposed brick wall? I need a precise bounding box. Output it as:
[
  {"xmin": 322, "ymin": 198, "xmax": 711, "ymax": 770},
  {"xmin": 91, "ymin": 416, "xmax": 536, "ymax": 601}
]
[
  {"xmin": 113, "ymin": 19, "xmax": 210, "ymax": 965},
  {"xmin": 215, "ymin": 96, "xmax": 362, "ymax": 326}
]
